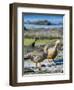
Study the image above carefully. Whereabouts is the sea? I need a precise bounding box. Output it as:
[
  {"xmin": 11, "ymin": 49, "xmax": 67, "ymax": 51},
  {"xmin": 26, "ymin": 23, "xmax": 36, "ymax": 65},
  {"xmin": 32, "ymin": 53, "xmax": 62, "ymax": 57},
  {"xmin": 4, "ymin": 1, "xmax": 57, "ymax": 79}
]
[{"xmin": 24, "ymin": 24, "xmax": 63, "ymax": 30}]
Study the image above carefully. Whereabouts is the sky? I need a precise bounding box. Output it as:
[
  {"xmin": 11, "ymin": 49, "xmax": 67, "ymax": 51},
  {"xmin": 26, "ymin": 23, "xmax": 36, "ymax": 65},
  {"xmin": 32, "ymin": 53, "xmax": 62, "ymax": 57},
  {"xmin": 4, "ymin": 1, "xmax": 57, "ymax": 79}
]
[{"xmin": 23, "ymin": 13, "xmax": 64, "ymax": 24}]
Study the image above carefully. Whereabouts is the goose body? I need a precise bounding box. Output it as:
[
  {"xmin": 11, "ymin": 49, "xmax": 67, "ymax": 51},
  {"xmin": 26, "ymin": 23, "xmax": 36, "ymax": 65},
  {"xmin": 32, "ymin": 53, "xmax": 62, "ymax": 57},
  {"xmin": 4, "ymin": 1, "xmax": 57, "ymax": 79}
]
[
  {"xmin": 24, "ymin": 51, "xmax": 47, "ymax": 68},
  {"xmin": 47, "ymin": 47, "xmax": 57, "ymax": 60},
  {"xmin": 44, "ymin": 40, "xmax": 60, "ymax": 62}
]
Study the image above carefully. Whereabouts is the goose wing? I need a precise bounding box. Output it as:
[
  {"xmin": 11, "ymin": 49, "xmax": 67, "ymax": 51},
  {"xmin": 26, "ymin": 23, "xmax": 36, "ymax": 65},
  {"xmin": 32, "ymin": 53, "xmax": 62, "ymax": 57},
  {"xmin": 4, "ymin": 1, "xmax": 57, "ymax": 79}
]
[{"xmin": 47, "ymin": 47, "xmax": 57, "ymax": 59}]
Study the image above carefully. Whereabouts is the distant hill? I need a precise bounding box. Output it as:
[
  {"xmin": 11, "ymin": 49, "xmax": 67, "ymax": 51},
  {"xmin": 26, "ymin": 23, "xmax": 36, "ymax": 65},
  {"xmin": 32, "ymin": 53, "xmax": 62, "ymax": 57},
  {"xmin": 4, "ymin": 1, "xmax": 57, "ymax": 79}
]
[{"xmin": 24, "ymin": 20, "xmax": 63, "ymax": 25}]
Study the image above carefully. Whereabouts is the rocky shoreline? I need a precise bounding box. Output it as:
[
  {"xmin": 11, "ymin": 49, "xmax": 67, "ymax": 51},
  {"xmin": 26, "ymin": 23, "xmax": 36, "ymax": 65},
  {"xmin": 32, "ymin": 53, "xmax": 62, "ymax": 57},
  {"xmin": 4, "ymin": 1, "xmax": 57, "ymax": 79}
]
[{"xmin": 24, "ymin": 59, "xmax": 63, "ymax": 75}]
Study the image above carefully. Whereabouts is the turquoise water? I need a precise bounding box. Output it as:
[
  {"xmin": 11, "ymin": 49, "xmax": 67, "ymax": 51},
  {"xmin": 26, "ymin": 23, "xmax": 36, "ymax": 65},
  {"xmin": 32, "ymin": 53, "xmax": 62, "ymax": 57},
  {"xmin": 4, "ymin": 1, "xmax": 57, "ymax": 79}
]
[{"xmin": 24, "ymin": 24, "xmax": 63, "ymax": 30}]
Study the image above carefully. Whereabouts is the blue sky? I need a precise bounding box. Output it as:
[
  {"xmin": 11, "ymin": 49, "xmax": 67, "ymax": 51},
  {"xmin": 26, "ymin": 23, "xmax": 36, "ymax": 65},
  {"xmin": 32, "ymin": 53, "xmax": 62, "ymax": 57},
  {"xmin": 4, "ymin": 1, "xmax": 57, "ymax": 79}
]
[{"xmin": 23, "ymin": 13, "xmax": 64, "ymax": 24}]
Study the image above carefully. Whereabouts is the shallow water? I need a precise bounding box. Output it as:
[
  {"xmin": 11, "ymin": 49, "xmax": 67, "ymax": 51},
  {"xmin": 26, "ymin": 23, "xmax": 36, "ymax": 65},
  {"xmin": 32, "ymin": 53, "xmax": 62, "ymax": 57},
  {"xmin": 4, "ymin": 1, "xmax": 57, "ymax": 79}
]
[{"xmin": 24, "ymin": 58, "xmax": 63, "ymax": 75}]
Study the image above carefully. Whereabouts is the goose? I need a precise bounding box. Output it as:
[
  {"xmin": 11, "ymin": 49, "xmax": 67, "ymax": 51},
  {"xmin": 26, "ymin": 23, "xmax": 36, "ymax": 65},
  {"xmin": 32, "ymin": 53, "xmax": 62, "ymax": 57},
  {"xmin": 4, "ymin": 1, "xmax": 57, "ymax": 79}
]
[
  {"xmin": 44, "ymin": 40, "xmax": 60, "ymax": 63},
  {"xmin": 24, "ymin": 51, "xmax": 47, "ymax": 69}
]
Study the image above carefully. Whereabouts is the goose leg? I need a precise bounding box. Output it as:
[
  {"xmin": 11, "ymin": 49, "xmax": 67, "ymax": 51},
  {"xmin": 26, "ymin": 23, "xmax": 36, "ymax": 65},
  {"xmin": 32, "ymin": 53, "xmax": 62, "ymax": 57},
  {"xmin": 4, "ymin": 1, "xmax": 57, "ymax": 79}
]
[
  {"xmin": 53, "ymin": 59, "xmax": 56, "ymax": 67},
  {"xmin": 48, "ymin": 59, "xmax": 56, "ymax": 67},
  {"xmin": 48, "ymin": 59, "xmax": 53, "ymax": 66},
  {"xmin": 36, "ymin": 62, "xmax": 38, "ymax": 68},
  {"xmin": 38, "ymin": 63, "xmax": 41, "ymax": 71}
]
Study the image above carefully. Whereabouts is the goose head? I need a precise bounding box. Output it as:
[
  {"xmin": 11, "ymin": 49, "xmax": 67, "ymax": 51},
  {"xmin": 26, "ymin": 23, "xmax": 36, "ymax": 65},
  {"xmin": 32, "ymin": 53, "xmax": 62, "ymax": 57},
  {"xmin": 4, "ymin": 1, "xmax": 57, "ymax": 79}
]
[{"xmin": 55, "ymin": 40, "xmax": 60, "ymax": 45}]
